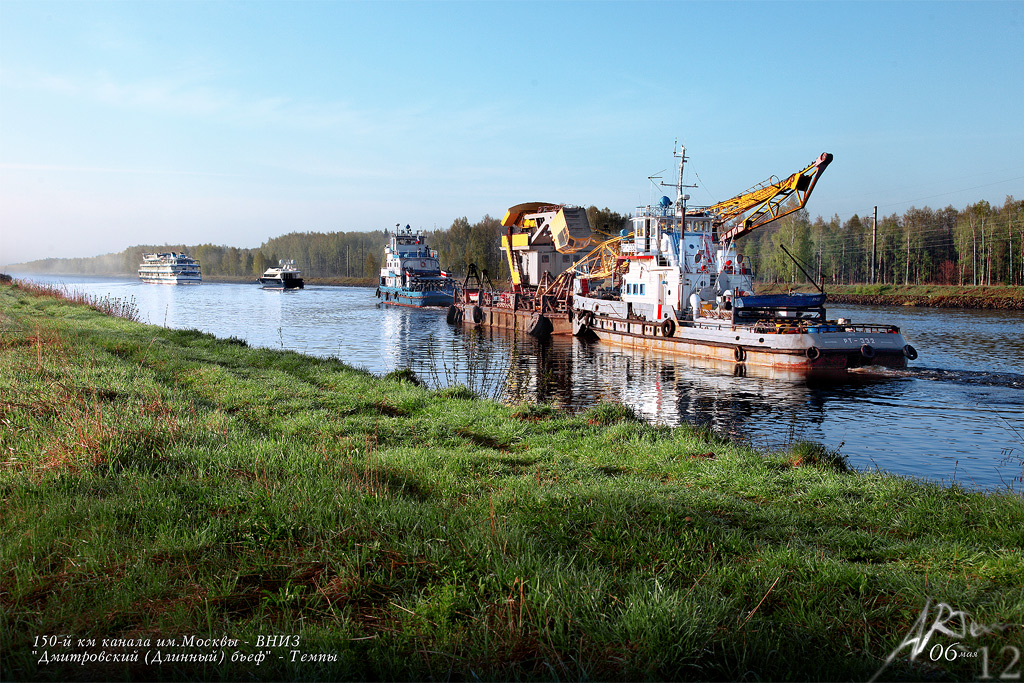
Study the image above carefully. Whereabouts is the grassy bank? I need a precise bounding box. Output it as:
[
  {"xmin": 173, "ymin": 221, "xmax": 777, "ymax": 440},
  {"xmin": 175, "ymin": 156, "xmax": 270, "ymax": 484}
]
[
  {"xmin": 1, "ymin": 282, "xmax": 1022, "ymax": 682},
  {"xmin": 758, "ymin": 283, "xmax": 1024, "ymax": 309}
]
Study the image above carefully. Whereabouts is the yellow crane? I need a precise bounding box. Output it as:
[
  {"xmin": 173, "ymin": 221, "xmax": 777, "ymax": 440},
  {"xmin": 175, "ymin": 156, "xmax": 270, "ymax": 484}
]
[
  {"xmin": 706, "ymin": 152, "xmax": 832, "ymax": 244},
  {"xmin": 535, "ymin": 151, "xmax": 833, "ymax": 300}
]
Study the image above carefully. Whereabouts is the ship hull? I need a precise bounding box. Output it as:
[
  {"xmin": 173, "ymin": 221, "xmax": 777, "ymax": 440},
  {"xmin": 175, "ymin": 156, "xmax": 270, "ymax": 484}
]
[
  {"xmin": 258, "ymin": 278, "xmax": 304, "ymax": 290},
  {"xmin": 139, "ymin": 276, "xmax": 202, "ymax": 285},
  {"xmin": 454, "ymin": 301, "xmax": 572, "ymax": 336},
  {"xmin": 378, "ymin": 286, "xmax": 453, "ymax": 308},
  {"xmin": 583, "ymin": 311, "xmax": 909, "ymax": 371}
]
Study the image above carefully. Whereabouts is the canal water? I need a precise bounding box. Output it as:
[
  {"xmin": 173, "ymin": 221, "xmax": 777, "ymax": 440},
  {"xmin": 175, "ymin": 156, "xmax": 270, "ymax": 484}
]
[{"xmin": 13, "ymin": 274, "xmax": 1024, "ymax": 494}]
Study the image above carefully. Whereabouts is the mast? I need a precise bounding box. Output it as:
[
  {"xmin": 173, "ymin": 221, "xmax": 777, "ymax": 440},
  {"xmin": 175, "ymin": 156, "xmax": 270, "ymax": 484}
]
[{"xmin": 669, "ymin": 140, "xmax": 694, "ymax": 223}]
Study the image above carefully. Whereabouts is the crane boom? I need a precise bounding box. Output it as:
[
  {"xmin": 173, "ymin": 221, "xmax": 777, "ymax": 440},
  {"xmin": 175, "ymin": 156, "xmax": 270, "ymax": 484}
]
[{"xmin": 706, "ymin": 152, "xmax": 832, "ymax": 243}]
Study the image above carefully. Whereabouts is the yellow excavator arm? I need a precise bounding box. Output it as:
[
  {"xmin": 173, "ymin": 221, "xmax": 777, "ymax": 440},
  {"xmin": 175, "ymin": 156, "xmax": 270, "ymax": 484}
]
[{"xmin": 706, "ymin": 152, "xmax": 832, "ymax": 243}]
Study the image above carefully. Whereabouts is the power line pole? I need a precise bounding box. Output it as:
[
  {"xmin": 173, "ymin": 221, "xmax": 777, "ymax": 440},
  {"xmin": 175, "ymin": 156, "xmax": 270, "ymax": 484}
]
[{"xmin": 871, "ymin": 206, "xmax": 877, "ymax": 285}]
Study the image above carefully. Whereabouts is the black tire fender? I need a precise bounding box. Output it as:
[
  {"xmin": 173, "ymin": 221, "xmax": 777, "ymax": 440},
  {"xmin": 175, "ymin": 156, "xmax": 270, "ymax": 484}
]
[
  {"xmin": 527, "ymin": 313, "xmax": 553, "ymax": 339},
  {"xmin": 734, "ymin": 345, "xmax": 745, "ymax": 362},
  {"xmin": 806, "ymin": 345, "xmax": 821, "ymax": 361},
  {"xmin": 446, "ymin": 304, "xmax": 458, "ymax": 325},
  {"xmin": 471, "ymin": 305, "xmax": 484, "ymax": 324},
  {"xmin": 860, "ymin": 344, "xmax": 875, "ymax": 359},
  {"xmin": 660, "ymin": 318, "xmax": 676, "ymax": 338},
  {"xmin": 903, "ymin": 344, "xmax": 918, "ymax": 360}
]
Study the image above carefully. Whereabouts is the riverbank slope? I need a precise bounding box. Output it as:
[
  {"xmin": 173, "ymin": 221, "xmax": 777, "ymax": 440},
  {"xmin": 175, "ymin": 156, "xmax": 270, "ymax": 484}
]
[
  {"xmin": 758, "ymin": 283, "xmax": 1024, "ymax": 309},
  {"xmin": 1, "ymin": 282, "xmax": 1022, "ymax": 681}
]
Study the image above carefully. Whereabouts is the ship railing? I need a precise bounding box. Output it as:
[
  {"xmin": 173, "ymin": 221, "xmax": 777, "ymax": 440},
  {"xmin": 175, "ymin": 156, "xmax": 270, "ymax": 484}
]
[{"xmin": 751, "ymin": 320, "xmax": 902, "ymax": 335}]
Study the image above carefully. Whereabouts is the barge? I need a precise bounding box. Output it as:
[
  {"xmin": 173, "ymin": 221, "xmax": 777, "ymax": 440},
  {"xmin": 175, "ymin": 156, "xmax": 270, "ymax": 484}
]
[{"xmin": 450, "ymin": 203, "xmax": 591, "ymax": 336}]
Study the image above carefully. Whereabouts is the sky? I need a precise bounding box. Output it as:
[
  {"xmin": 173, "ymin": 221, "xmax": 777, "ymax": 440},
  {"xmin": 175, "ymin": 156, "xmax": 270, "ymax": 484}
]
[{"xmin": 1, "ymin": 0, "xmax": 1022, "ymax": 266}]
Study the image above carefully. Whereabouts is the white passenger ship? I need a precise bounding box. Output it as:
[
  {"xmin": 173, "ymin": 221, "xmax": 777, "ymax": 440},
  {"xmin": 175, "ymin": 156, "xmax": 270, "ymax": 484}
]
[{"xmin": 138, "ymin": 253, "xmax": 202, "ymax": 284}]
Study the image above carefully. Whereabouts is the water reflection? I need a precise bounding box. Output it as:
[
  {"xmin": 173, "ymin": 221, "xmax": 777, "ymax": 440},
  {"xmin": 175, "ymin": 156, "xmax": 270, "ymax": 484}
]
[{"xmin": 11, "ymin": 275, "xmax": 1024, "ymax": 493}]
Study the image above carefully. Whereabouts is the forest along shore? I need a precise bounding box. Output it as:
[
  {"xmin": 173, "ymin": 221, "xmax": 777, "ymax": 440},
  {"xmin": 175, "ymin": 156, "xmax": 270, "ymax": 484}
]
[
  {"xmin": 2, "ymin": 280, "xmax": 1023, "ymax": 682},
  {"xmin": 758, "ymin": 283, "xmax": 1024, "ymax": 310}
]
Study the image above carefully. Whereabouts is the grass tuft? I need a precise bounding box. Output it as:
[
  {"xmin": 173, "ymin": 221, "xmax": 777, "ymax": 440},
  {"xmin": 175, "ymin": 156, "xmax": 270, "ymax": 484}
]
[{"xmin": 787, "ymin": 440, "xmax": 850, "ymax": 472}]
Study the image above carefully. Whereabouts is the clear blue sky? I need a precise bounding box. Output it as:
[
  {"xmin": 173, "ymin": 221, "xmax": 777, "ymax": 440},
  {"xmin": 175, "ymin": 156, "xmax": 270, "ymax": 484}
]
[{"xmin": 2, "ymin": 0, "xmax": 1022, "ymax": 266}]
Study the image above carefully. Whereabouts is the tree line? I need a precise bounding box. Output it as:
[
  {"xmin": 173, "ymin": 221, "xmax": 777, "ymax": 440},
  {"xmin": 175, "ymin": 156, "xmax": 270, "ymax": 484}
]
[
  {"xmin": 11, "ymin": 206, "xmax": 631, "ymax": 283},
  {"xmin": 738, "ymin": 196, "xmax": 1023, "ymax": 287},
  {"xmin": 12, "ymin": 198, "xmax": 1022, "ymax": 287}
]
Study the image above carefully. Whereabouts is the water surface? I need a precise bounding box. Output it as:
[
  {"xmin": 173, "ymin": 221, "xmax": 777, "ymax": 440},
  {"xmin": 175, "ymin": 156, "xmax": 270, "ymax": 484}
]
[{"xmin": 16, "ymin": 274, "xmax": 1024, "ymax": 493}]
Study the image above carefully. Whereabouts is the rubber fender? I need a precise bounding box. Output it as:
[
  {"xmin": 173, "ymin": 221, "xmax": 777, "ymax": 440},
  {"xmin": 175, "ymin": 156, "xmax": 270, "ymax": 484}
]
[
  {"xmin": 860, "ymin": 344, "xmax": 875, "ymax": 359},
  {"xmin": 527, "ymin": 313, "xmax": 553, "ymax": 339},
  {"xmin": 446, "ymin": 304, "xmax": 458, "ymax": 325},
  {"xmin": 805, "ymin": 345, "xmax": 821, "ymax": 361},
  {"xmin": 903, "ymin": 344, "xmax": 918, "ymax": 360},
  {"xmin": 572, "ymin": 313, "xmax": 588, "ymax": 337},
  {"xmin": 734, "ymin": 345, "xmax": 745, "ymax": 362},
  {"xmin": 471, "ymin": 305, "xmax": 484, "ymax": 324},
  {"xmin": 660, "ymin": 318, "xmax": 676, "ymax": 338}
]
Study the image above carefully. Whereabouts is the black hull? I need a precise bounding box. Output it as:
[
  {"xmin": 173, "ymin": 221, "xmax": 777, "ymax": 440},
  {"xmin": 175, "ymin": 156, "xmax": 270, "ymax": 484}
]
[{"xmin": 258, "ymin": 278, "xmax": 304, "ymax": 290}]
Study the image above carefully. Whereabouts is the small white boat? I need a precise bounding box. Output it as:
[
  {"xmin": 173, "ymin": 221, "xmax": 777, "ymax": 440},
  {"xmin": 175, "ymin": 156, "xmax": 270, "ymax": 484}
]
[{"xmin": 258, "ymin": 260, "xmax": 304, "ymax": 290}]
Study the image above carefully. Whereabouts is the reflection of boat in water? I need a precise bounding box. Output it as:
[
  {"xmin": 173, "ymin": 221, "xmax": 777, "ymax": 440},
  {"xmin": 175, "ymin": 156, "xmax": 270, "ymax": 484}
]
[
  {"xmin": 455, "ymin": 142, "xmax": 918, "ymax": 374},
  {"xmin": 258, "ymin": 260, "xmax": 304, "ymax": 290},
  {"xmin": 377, "ymin": 224, "xmax": 455, "ymax": 307}
]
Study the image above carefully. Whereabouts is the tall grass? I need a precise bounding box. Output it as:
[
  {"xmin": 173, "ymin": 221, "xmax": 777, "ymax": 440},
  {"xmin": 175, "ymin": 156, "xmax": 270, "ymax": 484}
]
[
  {"xmin": 11, "ymin": 278, "xmax": 141, "ymax": 322},
  {"xmin": 1, "ymin": 282, "xmax": 1022, "ymax": 682}
]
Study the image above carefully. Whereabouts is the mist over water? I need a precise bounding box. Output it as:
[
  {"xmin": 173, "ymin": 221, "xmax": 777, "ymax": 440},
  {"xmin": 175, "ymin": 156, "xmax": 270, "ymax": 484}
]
[{"xmin": 16, "ymin": 274, "xmax": 1024, "ymax": 494}]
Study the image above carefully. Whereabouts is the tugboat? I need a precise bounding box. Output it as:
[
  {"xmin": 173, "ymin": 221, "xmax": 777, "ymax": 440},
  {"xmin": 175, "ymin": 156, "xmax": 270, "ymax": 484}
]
[
  {"xmin": 568, "ymin": 144, "xmax": 918, "ymax": 371},
  {"xmin": 377, "ymin": 224, "xmax": 455, "ymax": 307},
  {"xmin": 258, "ymin": 260, "xmax": 304, "ymax": 290}
]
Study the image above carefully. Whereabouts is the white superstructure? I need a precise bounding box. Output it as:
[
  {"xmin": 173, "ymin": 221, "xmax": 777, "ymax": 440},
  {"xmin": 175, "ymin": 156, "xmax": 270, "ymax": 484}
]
[{"xmin": 138, "ymin": 253, "xmax": 202, "ymax": 284}]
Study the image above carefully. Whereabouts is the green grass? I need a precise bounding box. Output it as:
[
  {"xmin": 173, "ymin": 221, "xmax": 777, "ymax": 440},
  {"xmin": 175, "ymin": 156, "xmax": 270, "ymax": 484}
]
[
  {"xmin": 2, "ymin": 281, "xmax": 1022, "ymax": 681},
  {"xmin": 758, "ymin": 282, "xmax": 1024, "ymax": 306}
]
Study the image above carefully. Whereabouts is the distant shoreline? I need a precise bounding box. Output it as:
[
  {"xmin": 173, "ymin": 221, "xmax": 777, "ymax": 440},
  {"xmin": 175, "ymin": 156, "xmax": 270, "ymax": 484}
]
[
  {"xmin": 758, "ymin": 283, "xmax": 1024, "ymax": 310},
  {"xmin": 5, "ymin": 271, "xmax": 1023, "ymax": 309}
]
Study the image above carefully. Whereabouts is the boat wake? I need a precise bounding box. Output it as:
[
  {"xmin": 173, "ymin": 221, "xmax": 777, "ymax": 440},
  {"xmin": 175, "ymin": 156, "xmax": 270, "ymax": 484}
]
[{"xmin": 893, "ymin": 366, "xmax": 1024, "ymax": 389}]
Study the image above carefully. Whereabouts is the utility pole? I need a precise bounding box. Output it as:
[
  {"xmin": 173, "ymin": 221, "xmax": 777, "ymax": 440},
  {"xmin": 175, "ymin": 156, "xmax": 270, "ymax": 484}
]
[{"xmin": 871, "ymin": 206, "xmax": 877, "ymax": 285}]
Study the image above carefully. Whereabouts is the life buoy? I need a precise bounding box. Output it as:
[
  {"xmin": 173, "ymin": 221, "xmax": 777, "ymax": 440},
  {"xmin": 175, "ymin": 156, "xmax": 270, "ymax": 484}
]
[
  {"xmin": 806, "ymin": 345, "xmax": 821, "ymax": 361},
  {"xmin": 660, "ymin": 318, "xmax": 676, "ymax": 337},
  {"xmin": 472, "ymin": 305, "xmax": 484, "ymax": 324},
  {"xmin": 734, "ymin": 345, "xmax": 745, "ymax": 362},
  {"xmin": 903, "ymin": 344, "xmax": 918, "ymax": 360},
  {"xmin": 860, "ymin": 344, "xmax": 875, "ymax": 359}
]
